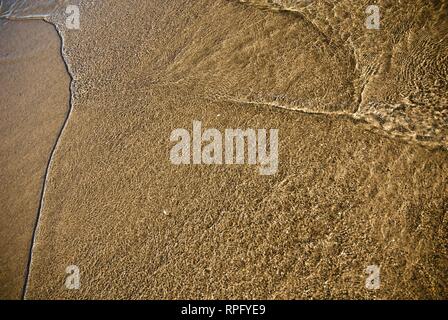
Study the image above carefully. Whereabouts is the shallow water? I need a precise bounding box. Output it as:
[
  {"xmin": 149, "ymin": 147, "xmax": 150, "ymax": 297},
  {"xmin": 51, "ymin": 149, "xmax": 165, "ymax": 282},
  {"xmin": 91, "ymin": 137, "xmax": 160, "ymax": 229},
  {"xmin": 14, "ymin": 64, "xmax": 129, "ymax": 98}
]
[
  {"xmin": 0, "ymin": 0, "xmax": 67, "ymax": 19},
  {"xmin": 1, "ymin": 0, "xmax": 447, "ymax": 149},
  {"xmin": 1, "ymin": 0, "xmax": 447, "ymax": 300},
  {"xmin": 236, "ymin": 0, "xmax": 448, "ymax": 149}
]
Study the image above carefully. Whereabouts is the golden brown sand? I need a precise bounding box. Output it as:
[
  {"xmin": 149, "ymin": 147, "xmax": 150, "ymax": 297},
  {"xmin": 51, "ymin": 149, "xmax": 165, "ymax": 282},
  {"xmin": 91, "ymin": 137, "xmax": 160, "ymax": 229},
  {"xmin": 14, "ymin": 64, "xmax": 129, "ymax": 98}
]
[
  {"xmin": 0, "ymin": 0, "xmax": 447, "ymax": 299},
  {"xmin": 0, "ymin": 20, "xmax": 69, "ymax": 299}
]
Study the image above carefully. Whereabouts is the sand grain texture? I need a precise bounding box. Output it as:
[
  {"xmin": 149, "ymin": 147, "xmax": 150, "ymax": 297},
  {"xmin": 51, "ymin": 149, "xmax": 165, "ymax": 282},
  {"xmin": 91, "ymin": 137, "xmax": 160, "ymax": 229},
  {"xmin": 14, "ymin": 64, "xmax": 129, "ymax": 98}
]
[{"xmin": 0, "ymin": 0, "xmax": 446, "ymax": 299}]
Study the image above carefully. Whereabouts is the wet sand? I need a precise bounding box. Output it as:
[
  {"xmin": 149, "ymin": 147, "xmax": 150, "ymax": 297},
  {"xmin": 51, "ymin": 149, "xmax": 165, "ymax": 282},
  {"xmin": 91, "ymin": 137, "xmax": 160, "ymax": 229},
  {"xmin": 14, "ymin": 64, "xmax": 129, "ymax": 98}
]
[
  {"xmin": 0, "ymin": 20, "xmax": 69, "ymax": 299},
  {"xmin": 0, "ymin": 0, "xmax": 447, "ymax": 299}
]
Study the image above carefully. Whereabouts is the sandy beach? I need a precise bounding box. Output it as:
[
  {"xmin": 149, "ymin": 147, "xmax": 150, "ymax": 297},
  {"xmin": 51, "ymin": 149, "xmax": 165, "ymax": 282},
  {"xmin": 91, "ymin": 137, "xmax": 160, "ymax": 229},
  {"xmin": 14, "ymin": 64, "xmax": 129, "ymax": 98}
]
[
  {"xmin": 0, "ymin": 0, "xmax": 447, "ymax": 299},
  {"xmin": 0, "ymin": 19, "xmax": 69, "ymax": 299}
]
